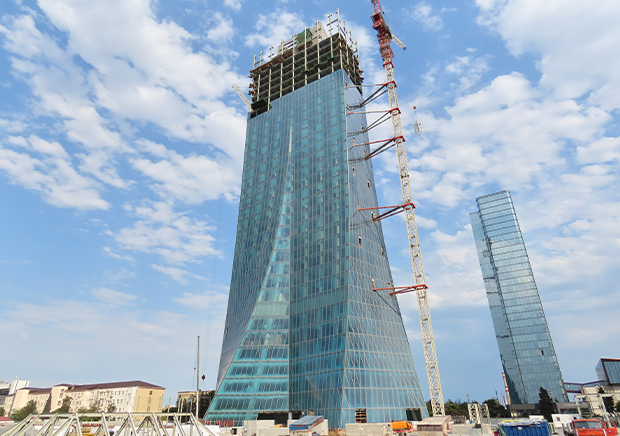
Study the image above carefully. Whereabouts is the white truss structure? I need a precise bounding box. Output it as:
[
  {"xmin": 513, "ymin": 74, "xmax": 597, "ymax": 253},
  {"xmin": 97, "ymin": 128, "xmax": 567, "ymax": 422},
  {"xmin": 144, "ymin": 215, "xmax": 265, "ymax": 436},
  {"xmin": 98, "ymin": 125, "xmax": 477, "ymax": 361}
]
[
  {"xmin": 468, "ymin": 403, "xmax": 481, "ymax": 425},
  {"xmin": 232, "ymin": 84, "xmax": 252, "ymax": 111},
  {"xmin": 2, "ymin": 413, "xmax": 216, "ymax": 436}
]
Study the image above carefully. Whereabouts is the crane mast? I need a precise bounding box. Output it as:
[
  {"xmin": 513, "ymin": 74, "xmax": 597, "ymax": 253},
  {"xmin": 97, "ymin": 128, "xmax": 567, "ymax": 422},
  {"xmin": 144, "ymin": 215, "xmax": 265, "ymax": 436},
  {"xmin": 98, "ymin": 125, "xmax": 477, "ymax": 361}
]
[{"xmin": 369, "ymin": 0, "xmax": 445, "ymax": 417}]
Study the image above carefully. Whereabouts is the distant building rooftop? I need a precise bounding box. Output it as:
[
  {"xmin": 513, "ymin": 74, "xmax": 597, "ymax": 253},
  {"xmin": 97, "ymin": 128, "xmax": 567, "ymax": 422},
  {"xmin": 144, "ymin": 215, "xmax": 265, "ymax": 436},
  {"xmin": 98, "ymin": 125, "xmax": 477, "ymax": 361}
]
[
  {"xmin": 66, "ymin": 381, "xmax": 164, "ymax": 392},
  {"xmin": 596, "ymin": 358, "xmax": 620, "ymax": 385}
]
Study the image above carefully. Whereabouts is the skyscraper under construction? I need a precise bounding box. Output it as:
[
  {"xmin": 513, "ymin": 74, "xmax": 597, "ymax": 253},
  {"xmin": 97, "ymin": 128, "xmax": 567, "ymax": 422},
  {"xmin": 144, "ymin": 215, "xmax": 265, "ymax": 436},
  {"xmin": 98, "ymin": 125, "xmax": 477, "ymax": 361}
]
[{"xmin": 205, "ymin": 16, "xmax": 427, "ymax": 427}]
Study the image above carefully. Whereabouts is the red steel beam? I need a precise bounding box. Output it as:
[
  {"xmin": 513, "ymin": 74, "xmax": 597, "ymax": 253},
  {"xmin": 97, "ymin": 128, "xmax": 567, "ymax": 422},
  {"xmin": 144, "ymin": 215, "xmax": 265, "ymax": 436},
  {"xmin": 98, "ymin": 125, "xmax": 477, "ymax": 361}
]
[
  {"xmin": 358, "ymin": 202, "xmax": 414, "ymax": 221},
  {"xmin": 372, "ymin": 284, "xmax": 429, "ymax": 296}
]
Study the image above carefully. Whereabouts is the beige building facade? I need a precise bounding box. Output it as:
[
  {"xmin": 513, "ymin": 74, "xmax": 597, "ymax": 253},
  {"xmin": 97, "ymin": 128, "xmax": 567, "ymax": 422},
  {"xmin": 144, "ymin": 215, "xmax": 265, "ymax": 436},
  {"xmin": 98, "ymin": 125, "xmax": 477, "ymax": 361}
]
[
  {"xmin": 579, "ymin": 384, "xmax": 620, "ymax": 417},
  {"xmin": 4, "ymin": 381, "xmax": 164, "ymax": 416}
]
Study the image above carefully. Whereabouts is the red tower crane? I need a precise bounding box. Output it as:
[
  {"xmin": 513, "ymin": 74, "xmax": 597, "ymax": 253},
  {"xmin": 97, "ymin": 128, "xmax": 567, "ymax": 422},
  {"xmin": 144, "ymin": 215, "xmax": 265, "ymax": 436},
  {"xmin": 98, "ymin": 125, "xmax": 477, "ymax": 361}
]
[{"xmin": 369, "ymin": 0, "xmax": 446, "ymax": 417}]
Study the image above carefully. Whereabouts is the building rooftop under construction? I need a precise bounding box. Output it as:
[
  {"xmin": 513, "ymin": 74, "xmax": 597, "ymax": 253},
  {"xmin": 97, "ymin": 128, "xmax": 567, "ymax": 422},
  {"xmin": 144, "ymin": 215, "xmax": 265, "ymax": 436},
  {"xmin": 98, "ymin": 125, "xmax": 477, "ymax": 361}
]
[{"xmin": 248, "ymin": 13, "xmax": 363, "ymax": 117}]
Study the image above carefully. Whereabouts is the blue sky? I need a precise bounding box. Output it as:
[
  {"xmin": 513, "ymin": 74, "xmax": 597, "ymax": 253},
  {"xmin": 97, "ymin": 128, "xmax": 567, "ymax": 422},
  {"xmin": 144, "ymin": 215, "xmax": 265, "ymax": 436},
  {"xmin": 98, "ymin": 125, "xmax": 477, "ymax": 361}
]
[{"xmin": 1, "ymin": 0, "xmax": 619, "ymax": 407}]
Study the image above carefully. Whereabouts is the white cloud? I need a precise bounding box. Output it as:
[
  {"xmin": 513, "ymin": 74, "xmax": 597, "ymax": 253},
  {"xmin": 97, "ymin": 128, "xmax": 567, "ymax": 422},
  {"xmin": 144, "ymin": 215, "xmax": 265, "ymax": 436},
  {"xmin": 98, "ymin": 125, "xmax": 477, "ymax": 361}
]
[
  {"xmin": 112, "ymin": 201, "xmax": 221, "ymax": 265},
  {"xmin": 206, "ymin": 12, "xmax": 235, "ymax": 44},
  {"xmin": 0, "ymin": 0, "xmax": 249, "ymax": 212},
  {"xmin": 151, "ymin": 264, "xmax": 206, "ymax": 284},
  {"xmin": 445, "ymin": 55, "xmax": 490, "ymax": 91},
  {"xmin": 103, "ymin": 246, "xmax": 135, "ymax": 263},
  {"xmin": 245, "ymin": 9, "xmax": 305, "ymax": 50},
  {"xmin": 132, "ymin": 139, "xmax": 240, "ymax": 204},
  {"xmin": 0, "ymin": 118, "xmax": 27, "ymax": 133},
  {"xmin": 476, "ymin": 0, "xmax": 620, "ymax": 109},
  {"xmin": 92, "ymin": 288, "xmax": 137, "ymax": 306},
  {"xmin": 407, "ymin": 73, "xmax": 610, "ymax": 207},
  {"xmin": 0, "ymin": 136, "xmax": 109, "ymax": 210},
  {"xmin": 174, "ymin": 290, "xmax": 229, "ymax": 312},
  {"xmin": 223, "ymin": 0, "xmax": 242, "ymax": 12},
  {"xmin": 0, "ymin": 15, "xmax": 131, "ymax": 189},
  {"xmin": 104, "ymin": 268, "xmax": 137, "ymax": 281},
  {"xmin": 408, "ymin": 2, "xmax": 444, "ymax": 32},
  {"xmin": 576, "ymin": 137, "xmax": 620, "ymax": 165}
]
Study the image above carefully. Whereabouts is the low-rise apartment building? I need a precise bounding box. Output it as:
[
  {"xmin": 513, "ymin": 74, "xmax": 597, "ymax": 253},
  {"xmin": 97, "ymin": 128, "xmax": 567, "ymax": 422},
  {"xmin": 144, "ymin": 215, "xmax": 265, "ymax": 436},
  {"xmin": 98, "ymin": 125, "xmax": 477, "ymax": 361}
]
[{"xmin": 4, "ymin": 381, "xmax": 164, "ymax": 416}]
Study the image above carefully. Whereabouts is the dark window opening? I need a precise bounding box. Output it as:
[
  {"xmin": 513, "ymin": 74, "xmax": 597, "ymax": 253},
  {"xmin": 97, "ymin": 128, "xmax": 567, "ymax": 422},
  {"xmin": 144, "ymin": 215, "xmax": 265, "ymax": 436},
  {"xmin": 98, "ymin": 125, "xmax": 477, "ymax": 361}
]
[
  {"xmin": 358, "ymin": 235, "xmax": 362, "ymax": 247},
  {"xmin": 257, "ymin": 412, "xmax": 290, "ymax": 426},
  {"xmin": 406, "ymin": 408, "xmax": 422, "ymax": 421},
  {"xmin": 355, "ymin": 408, "xmax": 367, "ymax": 423}
]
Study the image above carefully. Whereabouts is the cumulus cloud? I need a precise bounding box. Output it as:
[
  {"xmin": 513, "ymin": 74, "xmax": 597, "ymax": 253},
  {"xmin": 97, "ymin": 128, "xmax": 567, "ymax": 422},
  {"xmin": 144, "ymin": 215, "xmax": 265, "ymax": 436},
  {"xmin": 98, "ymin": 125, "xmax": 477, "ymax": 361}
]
[
  {"xmin": 206, "ymin": 12, "xmax": 235, "ymax": 44},
  {"xmin": 0, "ymin": 136, "xmax": 109, "ymax": 210},
  {"xmin": 407, "ymin": 2, "xmax": 444, "ymax": 31},
  {"xmin": 111, "ymin": 201, "xmax": 221, "ymax": 265},
  {"xmin": 223, "ymin": 0, "xmax": 242, "ymax": 12},
  {"xmin": 576, "ymin": 137, "xmax": 620, "ymax": 165},
  {"xmin": 245, "ymin": 9, "xmax": 305, "ymax": 49},
  {"xmin": 406, "ymin": 73, "xmax": 610, "ymax": 207},
  {"xmin": 445, "ymin": 55, "xmax": 490, "ymax": 91},
  {"xmin": 476, "ymin": 0, "xmax": 620, "ymax": 109},
  {"xmin": 0, "ymin": 0, "xmax": 248, "ymax": 212},
  {"xmin": 132, "ymin": 140, "xmax": 240, "ymax": 204},
  {"xmin": 0, "ymin": 119, "xmax": 27, "ymax": 134}
]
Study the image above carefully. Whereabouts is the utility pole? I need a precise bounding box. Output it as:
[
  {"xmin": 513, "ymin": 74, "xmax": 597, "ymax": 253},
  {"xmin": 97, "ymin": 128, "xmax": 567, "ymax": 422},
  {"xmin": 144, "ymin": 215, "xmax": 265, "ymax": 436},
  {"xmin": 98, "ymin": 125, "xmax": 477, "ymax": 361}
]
[{"xmin": 196, "ymin": 335, "xmax": 200, "ymax": 420}]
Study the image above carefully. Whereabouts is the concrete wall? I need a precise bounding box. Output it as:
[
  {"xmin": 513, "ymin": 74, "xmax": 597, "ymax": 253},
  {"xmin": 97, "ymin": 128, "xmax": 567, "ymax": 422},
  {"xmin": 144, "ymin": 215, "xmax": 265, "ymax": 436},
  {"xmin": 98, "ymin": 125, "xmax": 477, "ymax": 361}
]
[
  {"xmin": 261, "ymin": 428, "xmax": 290, "ymax": 436},
  {"xmin": 345, "ymin": 423, "xmax": 391, "ymax": 436}
]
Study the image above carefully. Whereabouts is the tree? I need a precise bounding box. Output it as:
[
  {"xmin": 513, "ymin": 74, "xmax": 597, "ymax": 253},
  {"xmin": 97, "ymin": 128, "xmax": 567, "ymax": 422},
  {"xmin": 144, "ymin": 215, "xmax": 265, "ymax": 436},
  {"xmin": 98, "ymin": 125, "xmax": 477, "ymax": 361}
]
[
  {"xmin": 10, "ymin": 400, "xmax": 37, "ymax": 421},
  {"xmin": 77, "ymin": 403, "xmax": 100, "ymax": 414},
  {"xmin": 615, "ymin": 400, "xmax": 620, "ymax": 413},
  {"xmin": 52, "ymin": 397, "xmax": 71, "ymax": 414},
  {"xmin": 42, "ymin": 397, "xmax": 51, "ymax": 414},
  {"xmin": 0, "ymin": 406, "xmax": 4, "ymax": 417},
  {"xmin": 425, "ymin": 401, "xmax": 433, "ymax": 417},
  {"xmin": 106, "ymin": 404, "xmax": 117, "ymax": 413},
  {"xmin": 538, "ymin": 388, "xmax": 555, "ymax": 422},
  {"xmin": 484, "ymin": 399, "xmax": 510, "ymax": 418}
]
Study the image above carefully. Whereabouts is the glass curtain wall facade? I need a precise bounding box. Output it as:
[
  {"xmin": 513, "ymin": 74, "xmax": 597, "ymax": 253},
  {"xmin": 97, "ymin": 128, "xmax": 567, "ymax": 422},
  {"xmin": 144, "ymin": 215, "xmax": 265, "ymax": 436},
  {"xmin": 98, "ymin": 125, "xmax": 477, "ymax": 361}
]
[
  {"xmin": 470, "ymin": 191, "xmax": 567, "ymax": 404},
  {"xmin": 206, "ymin": 24, "xmax": 427, "ymax": 428}
]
